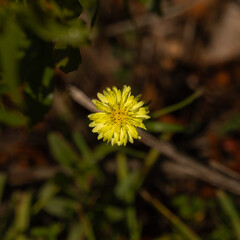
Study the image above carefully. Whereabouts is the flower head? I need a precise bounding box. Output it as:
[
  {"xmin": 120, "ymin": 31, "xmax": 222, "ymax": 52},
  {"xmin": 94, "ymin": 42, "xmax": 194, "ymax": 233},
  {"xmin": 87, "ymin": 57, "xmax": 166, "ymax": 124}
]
[{"xmin": 88, "ymin": 85, "xmax": 150, "ymax": 146}]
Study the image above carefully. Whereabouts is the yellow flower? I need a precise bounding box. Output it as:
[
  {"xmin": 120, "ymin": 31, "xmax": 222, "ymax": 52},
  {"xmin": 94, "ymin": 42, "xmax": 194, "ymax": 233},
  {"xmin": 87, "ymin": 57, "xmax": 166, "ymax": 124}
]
[{"xmin": 88, "ymin": 85, "xmax": 150, "ymax": 146}]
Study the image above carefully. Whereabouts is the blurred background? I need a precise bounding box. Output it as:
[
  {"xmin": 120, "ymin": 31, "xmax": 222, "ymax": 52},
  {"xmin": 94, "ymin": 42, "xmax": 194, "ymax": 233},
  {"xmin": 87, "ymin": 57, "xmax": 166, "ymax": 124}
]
[{"xmin": 1, "ymin": 0, "xmax": 240, "ymax": 239}]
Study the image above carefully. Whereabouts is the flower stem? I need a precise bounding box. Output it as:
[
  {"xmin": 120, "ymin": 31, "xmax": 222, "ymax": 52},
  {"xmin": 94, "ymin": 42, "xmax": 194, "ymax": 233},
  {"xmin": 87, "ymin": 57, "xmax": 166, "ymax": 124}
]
[
  {"xmin": 141, "ymin": 190, "xmax": 202, "ymax": 240},
  {"xmin": 152, "ymin": 88, "xmax": 203, "ymax": 118}
]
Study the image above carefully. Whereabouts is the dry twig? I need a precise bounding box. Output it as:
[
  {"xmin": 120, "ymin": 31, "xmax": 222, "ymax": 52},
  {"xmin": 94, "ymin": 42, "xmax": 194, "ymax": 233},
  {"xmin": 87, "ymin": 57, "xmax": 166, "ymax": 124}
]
[
  {"xmin": 68, "ymin": 85, "xmax": 240, "ymax": 195},
  {"xmin": 105, "ymin": 0, "xmax": 207, "ymax": 36}
]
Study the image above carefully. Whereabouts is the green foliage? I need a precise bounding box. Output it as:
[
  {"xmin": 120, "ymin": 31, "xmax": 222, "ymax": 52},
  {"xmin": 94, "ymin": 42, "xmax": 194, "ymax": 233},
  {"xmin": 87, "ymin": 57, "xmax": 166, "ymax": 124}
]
[
  {"xmin": 217, "ymin": 113, "xmax": 240, "ymax": 136},
  {"xmin": 54, "ymin": 43, "xmax": 82, "ymax": 73},
  {"xmin": 172, "ymin": 195, "xmax": 206, "ymax": 221},
  {"xmin": 90, "ymin": 0, "xmax": 99, "ymax": 28},
  {"xmin": 0, "ymin": 0, "xmax": 91, "ymax": 126},
  {"xmin": 2, "ymin": 128, "xmax": 240, "ymax": 239},
  {"xmin": 217, "ymin": 191, "xmax": 240, "ymax": 240},
  {"xmin": 209, "ymin": 225, "xmax": 233, "ymax": 240},
  {"xmin": 31, "ymin": 223, "xmax": 62, "ymax": 240},
  {"xmin": 22, "ymin": 38, "xmax": 55, "ymax": 125},
  {"xmin": 4, "ymin": 192, "xmax": 32, "ymax": 240},
  {"xmin": 1, "ymin": 1, "xmax": 240, "ymax": 240},
  {"xmin": 48, "ymin": 133, "xmax": 80, "ymax": 170},
  {"xmin": 0, "ymin": 108, "xmax": 28, "ymax": 126}
]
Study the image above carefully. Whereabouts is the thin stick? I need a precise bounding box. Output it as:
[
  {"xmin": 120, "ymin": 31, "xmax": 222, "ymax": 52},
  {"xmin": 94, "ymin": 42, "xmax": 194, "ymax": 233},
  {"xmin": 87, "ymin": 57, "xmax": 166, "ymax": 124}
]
[
  {"xmin": 210, "ymin": 161, "xmax": 240, "ymax": 181},
  {"xmin": 138, "ymin": 129, "xmax": 240, "ymax": 195},
  {"xmin": 69, "ymin": 86, "xmax": 240, "ymax": 195},
  {"xmin": 69, "ymin": 86, "xmax": 98, "ymax": 113}
]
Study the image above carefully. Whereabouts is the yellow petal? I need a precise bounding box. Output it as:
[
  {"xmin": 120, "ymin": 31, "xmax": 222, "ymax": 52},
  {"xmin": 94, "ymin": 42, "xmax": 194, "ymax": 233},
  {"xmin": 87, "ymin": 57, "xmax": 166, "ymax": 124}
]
[
  {"xmin": 92, "ymin": 123, "xmax": 104, "ymax": 133},
  {"xmin": 97, "ymin": 93, "xmax": 108, "ymax": 103},
  {"xmin": 127, "ymin": 125, "xmax": 138, "ymax": 139}
]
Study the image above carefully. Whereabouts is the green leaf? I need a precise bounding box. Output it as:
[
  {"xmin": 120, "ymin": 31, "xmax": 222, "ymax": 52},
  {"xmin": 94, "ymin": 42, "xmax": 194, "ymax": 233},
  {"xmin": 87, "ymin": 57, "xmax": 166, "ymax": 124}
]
[
  {"xmin": 0, "ymin": 11, "xmax": 29, "ymax": 104},
  {"xmin": 210, "ymin": 224, "xmax": 233, "ymax": 240},
  {"xmin": 19, "ymin": 5, "xmax": 89, "ymax": 47},
  {"xmin": 172, "ymin": 195, "xmax": 205, "ymax": 221},
  {"xmin": 67, "ymin": 223, "xmax": 84, "ymax": 240},
  {"xmin": 91, "ymin": 0, "xmax": 99, "ymax": 28},
  {"xmin": 117, "ymin": 152, "xmax": 127, "ymax": 181},
  {"xmin": 48, "ymin": 133, "xmax": 80, "ymax": 169},
  {"xmin": 115, "ymin": 170, "xmax": 140, "ymax": 203},
  {"xmin": 21, "ymin": 37, "xmax": 55, "ymax": 125},
  {"xmin": 72, "ymin": 131, "xmax": 92, "ymax": 161},
  {"xmin": 217, "ymin": 114, "xmax": 240, "ymax": 135},
  {"xmin": 32, "ymin": 182, "xmax": 60, "ymax": 214},
  {"xmin": 54, "ymin": 0, "xmax": 83, "ymax": 19},
  {"xmin": 79, "ymin": 0, "xmax": 99, "ymax": 28},
  {"xmin": 44, "ymin": 197, "xmax": 78, "ymax": 218},
  {"xmin": 31, "ymin": 223, "xmax": 62, "ymax": 240},
  {"xmin": 0, "ymin": 108, "xmax": 28, "ymax": 126},
  {"xmin": 0, "ymin": 172, "xmax": 6, "ymax": 203},
  {"xmin": 217, "ymin": 191, "xmax": 240, "ymax": 240},
  {"xmin": 54, "ymin": 43, "xmax": 81, "ymax": 73},
  {"xmin": 104, "ymin": 206, "xmax": 124, "ymax": 222},
  {"xmin": 153, "ymin": 234, "xmax": 185, "ymax": 240},
  {"xmin": 14, "ymin": 192, "xmax": 32, "ymax": 233},
  {"xmin": 0, "ymin": 81, "xmax": 8, "ymax": 97},
  {"xmin": 126, "ymin": 207, "xmax": 141, "ymax": 240},
  {"xmin": 146, "ymin": 121, "xmax": 185, "ymax": 133}
]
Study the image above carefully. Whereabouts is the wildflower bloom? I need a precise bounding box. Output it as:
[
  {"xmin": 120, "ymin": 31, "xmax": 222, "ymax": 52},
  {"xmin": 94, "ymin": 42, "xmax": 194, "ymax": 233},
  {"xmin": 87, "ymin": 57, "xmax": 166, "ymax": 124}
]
[{"xmin": 88, "ymin": 85, "xmax": 150, "ymax": 146}]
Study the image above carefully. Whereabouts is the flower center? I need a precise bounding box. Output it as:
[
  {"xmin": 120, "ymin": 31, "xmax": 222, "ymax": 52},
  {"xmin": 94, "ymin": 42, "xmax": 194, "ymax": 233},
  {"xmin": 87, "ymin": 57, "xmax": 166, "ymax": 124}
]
[{"xmin": 110, "ymin": 108, "xmax": 128, "ymax": 126}]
